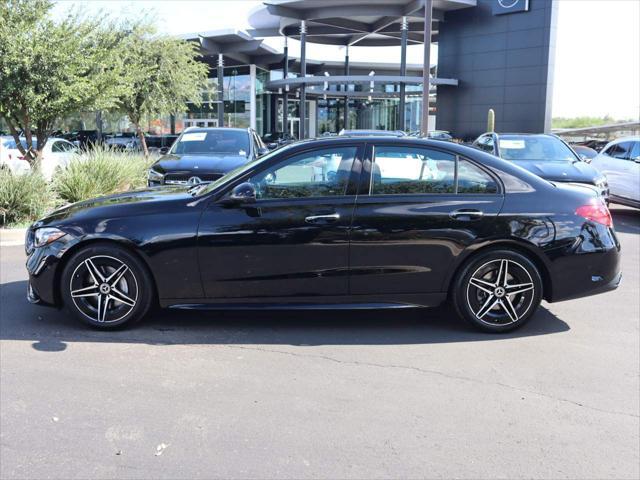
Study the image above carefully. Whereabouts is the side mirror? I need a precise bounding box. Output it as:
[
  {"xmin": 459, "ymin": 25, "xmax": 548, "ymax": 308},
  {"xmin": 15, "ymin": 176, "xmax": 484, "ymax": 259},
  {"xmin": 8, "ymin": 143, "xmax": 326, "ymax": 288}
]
[
  {"xmin": 267, "ymin": 142, "xmax": 278, "ymax": 150},
  {"xmin": 579, "ymin": 153, "xmax": 591, "ymax": 163},
  {"xmin": 257, "ymin": 147, "xmax": 270, "ymax": 156},
  {"xmin": 222, "ymin": 182, "xmax": 257, "ymax": 206},
  {"xmin": 159, "ymin": 146, "xmax": 170, "ymax": 155},
  {"xmin": 634, "ymin": 156, "xmax": 640, "ymax": 164}
]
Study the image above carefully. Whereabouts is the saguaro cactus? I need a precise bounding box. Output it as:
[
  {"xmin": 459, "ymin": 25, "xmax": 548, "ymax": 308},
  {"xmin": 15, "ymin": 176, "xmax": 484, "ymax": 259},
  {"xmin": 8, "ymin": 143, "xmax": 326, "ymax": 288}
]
[{"xmin": 487, "ymin": 109, "xmax": 495, "ymax": 132}]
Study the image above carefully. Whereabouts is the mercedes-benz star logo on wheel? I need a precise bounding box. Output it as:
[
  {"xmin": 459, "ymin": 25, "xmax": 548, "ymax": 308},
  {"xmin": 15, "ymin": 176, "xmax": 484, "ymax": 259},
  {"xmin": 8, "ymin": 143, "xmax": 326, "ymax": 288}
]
[
  {"xmin": 498, "ymin": 0, "xmax": 519, "ymax": 8},
  {"xmin": 188, "ymin": 176, "xmax": 202, "ymax": 185}
]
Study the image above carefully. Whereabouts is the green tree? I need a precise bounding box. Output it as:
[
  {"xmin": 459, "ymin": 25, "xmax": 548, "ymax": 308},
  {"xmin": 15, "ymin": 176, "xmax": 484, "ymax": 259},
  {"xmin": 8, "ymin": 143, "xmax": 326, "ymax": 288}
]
[
  {"xmin": 0, "ymin": 0, "xmax": 128, "ymax": 168},
  {"xmin": 117, "ymin": 31, "xmax": 209, "ymax": 156}
]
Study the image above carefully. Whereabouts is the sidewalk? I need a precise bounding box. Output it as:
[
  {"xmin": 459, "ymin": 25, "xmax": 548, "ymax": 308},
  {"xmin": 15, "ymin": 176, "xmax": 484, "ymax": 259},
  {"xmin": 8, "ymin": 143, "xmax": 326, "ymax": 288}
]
[{"xmin": 0, "ymin": 228, "xmax": 27, "ymax": 247}]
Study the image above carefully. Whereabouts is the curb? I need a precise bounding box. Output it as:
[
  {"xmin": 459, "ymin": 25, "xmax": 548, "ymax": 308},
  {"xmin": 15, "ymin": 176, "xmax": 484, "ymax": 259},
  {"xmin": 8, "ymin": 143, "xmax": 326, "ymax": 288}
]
[{"xmin": 0, "ymin": 228, "xmax": 27, "ymax": 247}]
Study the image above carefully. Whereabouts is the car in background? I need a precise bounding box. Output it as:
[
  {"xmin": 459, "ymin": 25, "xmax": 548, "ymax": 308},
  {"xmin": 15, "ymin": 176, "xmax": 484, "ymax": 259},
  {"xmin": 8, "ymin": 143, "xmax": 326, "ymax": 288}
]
[
  {"xmin": 26, "ymin": 136, "xmax": 621, "ymax": 332},
  {"xmin": 339, "ymin": 129, "xmax": 406, "ymax": 137},
  {"xmin": 1, "ymin": 136, "xmax": 32, "ymax": 175},
  {"xmin": 0, "ymin": 136, "xmax": 77, "ymax": 180},
  {"xmin": 66, "ymin": 130, "xmax": 101, "ymax": 149},
  {"xmin": 473, "ymin": 133, "xmax": 609, "ymax": 202},
  {"xmin": 571, "ymin": 145, "xmax": 598, "ymax": 162},
  {"xmin": 409, "ymin": 130, "xmax": 454, "ymax": 141},
  {"xmin": 104, "ymin": 132, "xmax": 143, "ymax": 152},
  {"xmin": 591, "ymin": 136, "xmax": 640, "ymax": 208},
  {"xmin": 147, "ymin": 127, "xmax": 270, "ymax": 186},
  {"xmin": 146, "ymin": 134, "xmax": 179, "ymax": 154},
  {"xmin": 262, "ymin": 131, "xmax": 295, "ymax": 149}
]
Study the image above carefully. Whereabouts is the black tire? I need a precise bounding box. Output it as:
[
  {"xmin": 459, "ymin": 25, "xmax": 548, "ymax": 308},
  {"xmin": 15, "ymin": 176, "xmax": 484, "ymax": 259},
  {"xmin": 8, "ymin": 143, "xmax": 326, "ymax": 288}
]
[
  {"xmin": 451, "ymin": 249, "xmax": 543, "ymax": 333},
  {"xmin": 61, "ymin": 243, "xmax": 154, "ymax": 329}
]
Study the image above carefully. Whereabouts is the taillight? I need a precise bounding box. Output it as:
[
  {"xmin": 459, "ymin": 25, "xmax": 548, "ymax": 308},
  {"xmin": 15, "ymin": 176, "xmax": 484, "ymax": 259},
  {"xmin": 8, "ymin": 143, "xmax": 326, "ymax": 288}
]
[{"xmin": 576, "ymin": 202, "xmax": 612, "ymax": 227}]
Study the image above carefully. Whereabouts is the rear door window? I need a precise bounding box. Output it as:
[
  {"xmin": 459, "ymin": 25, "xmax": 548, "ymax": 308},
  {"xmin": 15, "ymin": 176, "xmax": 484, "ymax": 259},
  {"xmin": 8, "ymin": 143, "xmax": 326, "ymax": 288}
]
[
  {"xmin": 457, "ymin": 158, "xmax": 499, "ymax": 194},
  {"xmin": 371, "ymin": 146, "xmax": 456, "ymax": 195}
]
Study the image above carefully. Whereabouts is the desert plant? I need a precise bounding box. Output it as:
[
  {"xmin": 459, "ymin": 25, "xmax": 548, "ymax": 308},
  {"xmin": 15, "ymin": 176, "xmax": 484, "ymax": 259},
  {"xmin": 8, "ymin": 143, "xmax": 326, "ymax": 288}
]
[
  {"xmin": 53, "ymin": 147, "xmax": 153, "ymax": 203},
  {"xmin": 0, "ymin": 169, "xmax": 53, "ymax": 225}
]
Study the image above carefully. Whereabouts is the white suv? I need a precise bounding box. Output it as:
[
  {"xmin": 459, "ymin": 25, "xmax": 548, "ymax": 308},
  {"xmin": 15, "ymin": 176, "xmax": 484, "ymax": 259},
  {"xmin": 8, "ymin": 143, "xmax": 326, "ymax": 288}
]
[{"xmin": 591, "ymin": 136, "xmax": 640, "ymax": 208}]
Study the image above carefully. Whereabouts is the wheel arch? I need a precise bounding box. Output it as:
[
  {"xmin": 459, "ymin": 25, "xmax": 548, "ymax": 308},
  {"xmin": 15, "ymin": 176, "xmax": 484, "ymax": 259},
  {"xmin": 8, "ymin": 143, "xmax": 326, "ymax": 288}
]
[
  {"xmin": 54, "ymin": 237, "xmax": 159, "ymax": 307},
  {"xmin": 445, "ymin": 240, "xmax": 553, "ymax": 301}
]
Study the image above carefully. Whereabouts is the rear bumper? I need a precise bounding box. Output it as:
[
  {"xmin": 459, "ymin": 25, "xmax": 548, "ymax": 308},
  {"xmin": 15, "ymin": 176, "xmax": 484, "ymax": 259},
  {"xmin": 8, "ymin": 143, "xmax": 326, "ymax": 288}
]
[{"xmin": 547, "ymin": 228, "xmax": 621, "ymax": 302}]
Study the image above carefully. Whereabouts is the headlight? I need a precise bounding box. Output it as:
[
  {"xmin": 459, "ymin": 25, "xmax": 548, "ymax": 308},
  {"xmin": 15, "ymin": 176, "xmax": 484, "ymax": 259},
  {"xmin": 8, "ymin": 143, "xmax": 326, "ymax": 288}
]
[
  {"xmin": 148, "ymin": 168, "xmax": 164, "ymax": 182},
  {"xmin": 34, "ymin": 227, "xmax": 67, "ymax": 248}
]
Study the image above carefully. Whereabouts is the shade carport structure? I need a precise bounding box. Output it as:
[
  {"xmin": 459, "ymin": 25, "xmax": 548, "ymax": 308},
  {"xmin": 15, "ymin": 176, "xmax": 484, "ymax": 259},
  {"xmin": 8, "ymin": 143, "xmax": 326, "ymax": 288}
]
[{"xmin": 248, "ymin": 0, "xmax": 474, "ymax": 138}]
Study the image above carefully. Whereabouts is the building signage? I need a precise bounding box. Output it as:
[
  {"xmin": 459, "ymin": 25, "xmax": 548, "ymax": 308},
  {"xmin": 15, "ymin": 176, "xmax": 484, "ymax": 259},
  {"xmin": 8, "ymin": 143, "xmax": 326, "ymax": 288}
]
[{"xmin": 493, "ymin": 0, "xmax": 530, "ymax": 15}]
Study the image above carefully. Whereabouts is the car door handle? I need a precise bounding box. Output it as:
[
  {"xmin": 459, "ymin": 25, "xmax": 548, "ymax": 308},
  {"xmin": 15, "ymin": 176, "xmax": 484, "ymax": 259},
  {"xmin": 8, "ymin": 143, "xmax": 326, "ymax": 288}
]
[
  {"xmin": 449, "ymin": 209, "xmax": 484, "ymax": 220},
  {"xmin": 305, "ymin": 213, "xmax": 340, "ymax": 224}
]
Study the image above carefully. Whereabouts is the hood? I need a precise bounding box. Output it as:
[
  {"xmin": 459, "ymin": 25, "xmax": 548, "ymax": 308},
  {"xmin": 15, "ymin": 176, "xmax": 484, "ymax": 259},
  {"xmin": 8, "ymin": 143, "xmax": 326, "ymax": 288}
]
[
  {"xmin": 512, "ymin": 159, "xmax": 602, "ymax": 184},
  {"xmin": 151, "ymin": 153, "xmax": 249, "ymax": 175},
  {"xmin": 35, "ymin": 186, "xmax": 193, "ymax": 227}
]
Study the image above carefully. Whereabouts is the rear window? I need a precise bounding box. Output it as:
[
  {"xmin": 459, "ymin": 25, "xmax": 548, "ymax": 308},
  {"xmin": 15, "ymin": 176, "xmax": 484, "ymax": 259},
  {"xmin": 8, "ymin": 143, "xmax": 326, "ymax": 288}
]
[{"xmin": 171, "ymin": 130, "xmax": 250, "ymax": 156}]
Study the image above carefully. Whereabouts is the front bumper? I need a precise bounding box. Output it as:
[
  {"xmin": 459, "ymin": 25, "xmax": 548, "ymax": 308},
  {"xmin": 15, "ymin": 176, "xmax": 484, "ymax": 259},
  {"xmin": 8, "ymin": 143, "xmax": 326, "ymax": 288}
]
[{"xmin": 25, "ymin": 233, "xmax": 78, "ymax": 307}]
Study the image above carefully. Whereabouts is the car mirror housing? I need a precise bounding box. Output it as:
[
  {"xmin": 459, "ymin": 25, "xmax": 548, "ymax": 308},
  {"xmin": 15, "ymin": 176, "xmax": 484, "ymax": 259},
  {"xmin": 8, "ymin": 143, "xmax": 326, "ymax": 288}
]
[
  {"xmin": 579, "ymin": 153, "xmax": 591, "ymax": 163},
  {"xmin": 257, "ymin": 147, "xmax": 270, "ymax": 156},
  {"xmin": 221, "ymin": 182, "xmax": 257, "ymax": 206}
]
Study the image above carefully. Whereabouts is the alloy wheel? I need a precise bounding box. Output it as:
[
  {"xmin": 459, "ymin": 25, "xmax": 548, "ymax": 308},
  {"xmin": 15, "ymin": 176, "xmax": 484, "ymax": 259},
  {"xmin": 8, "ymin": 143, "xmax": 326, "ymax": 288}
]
[
  {"xmin": 69, "ymin": 255, "xmax": 138, "ymax": 323},
  {"xmin": 465, "ymin": 258, "xmax": 535, "ymax": 326}
]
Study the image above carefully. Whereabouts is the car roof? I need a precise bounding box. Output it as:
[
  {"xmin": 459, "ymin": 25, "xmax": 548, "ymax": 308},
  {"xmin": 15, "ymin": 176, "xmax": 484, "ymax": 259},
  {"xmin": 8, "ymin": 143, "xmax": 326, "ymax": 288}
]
[
  {"xmin": 604, "ymin": 136, "xmax": 640, "ymax": 144},
  {"xmin": 339, "ymin": 129, "xmax": 405, "ymax": 136}
]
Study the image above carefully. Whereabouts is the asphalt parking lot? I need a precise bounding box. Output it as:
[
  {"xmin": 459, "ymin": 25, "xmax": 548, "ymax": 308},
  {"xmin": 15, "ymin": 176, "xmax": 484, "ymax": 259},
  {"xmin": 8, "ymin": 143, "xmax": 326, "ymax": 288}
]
[{"xmin": 1, "ymin": 207, "xmax": 638, "ymax": 480}]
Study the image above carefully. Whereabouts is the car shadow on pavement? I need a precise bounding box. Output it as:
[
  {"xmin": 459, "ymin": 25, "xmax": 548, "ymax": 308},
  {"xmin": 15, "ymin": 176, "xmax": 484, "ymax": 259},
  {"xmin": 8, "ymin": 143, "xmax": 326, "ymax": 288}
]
[
  {"xmin": 0, "ymin": 280, "xmax": 570, "ymax": 352},
  {"xmin": 610, "ymin": 207, "xmax": 640, "ymax": 235}
]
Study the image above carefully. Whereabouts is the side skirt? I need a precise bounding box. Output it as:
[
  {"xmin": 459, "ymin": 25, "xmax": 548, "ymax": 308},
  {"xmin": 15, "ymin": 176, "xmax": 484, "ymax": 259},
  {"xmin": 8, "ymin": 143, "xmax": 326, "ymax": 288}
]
[{"xmin": 161, "ymin": 293, "xmax": 447, "ymax": 310}]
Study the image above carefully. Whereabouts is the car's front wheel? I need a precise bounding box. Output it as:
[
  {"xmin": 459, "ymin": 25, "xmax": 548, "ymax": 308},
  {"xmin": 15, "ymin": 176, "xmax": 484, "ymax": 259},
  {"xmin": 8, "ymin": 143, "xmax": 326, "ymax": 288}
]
[
  {"xmin": 61, "ymin": 243, "xmax": 153, "ymax": 329},
  {"xmin": 451, "ymin": 249, "xmax": 543, "ymax": 333}
]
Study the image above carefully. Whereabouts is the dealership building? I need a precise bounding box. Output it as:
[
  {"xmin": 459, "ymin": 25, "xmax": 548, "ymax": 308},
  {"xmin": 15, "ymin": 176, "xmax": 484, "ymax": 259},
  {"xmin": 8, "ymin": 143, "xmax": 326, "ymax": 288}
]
[{"xmin": 93, "ymin": 0, "xmax": 561, "ymax": 140}]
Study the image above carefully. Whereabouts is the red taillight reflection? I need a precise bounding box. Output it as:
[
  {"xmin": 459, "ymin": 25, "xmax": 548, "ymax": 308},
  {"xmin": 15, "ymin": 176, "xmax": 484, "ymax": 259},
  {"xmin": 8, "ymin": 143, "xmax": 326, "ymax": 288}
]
[{"xmin": 576, "ymin": 202, "xmax": 612, "ymax": 227}]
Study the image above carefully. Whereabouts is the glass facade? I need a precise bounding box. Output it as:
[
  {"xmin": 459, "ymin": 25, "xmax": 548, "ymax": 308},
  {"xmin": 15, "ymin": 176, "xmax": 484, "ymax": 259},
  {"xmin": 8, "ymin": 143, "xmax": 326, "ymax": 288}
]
[{"xmin": 36, "ymin": 63, "xmax": 432, "ymax": 140}]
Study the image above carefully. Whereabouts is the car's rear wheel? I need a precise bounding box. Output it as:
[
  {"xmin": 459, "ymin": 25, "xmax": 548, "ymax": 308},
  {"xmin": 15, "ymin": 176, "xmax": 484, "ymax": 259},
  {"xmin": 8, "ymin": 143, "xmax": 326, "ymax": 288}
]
[
  {"xmin": 61, "ymin": 244, "xmax": 153, "ymax": 329},
  {"xmin": 451, "ymin": 249, "xmax": 543, "ymax": 333}
]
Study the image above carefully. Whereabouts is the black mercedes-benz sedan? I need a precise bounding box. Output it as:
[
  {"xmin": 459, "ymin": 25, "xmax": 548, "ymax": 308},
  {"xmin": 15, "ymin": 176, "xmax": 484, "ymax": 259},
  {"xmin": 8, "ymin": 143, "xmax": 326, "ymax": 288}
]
[
  {"xmin": 25, "ymin": 136, "xmax": 621, "ymax": 332},
  {"xmin": 472, "ymin": 133, "xmax": 609, "ymax": 202},
  {"xmin": 147, "ymin": 127, "xmax": 270, "ymax": 186}
]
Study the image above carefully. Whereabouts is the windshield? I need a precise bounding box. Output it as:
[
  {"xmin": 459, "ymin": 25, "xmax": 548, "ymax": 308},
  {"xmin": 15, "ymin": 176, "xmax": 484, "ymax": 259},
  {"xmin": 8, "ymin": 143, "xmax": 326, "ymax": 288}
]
[
  {"xmin": 196, "ymin": 142, "xmax": 298, "ymax": 196},
  {"xmin": 171, "ymin": 130, "xmax": 250, "ymax": 156},
  {"xmin": 498, "ymin": 135, "xmax": 577, "ymax": 162}
]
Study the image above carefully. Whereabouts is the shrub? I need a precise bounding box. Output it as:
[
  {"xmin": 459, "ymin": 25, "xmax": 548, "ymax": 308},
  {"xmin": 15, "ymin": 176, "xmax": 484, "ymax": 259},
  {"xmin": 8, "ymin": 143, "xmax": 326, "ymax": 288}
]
[
  {"xmin": 53, "ymin": 147, "xmax": 153, "ymax": 204},
  {"xmin": 0, "ymin": 169, "xmax": 53, "ymax": 226}
]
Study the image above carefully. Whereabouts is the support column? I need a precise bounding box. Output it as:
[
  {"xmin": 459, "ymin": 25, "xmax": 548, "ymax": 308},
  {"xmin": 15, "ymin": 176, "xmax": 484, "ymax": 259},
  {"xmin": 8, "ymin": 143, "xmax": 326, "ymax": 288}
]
[
  {"xmin": 398, "ymin": 16, "xmax": 408, "ymax": 132},
  {"xmin": 249, "ymin": 64, "xmax": 257, "ymax": 131},
  {"xmin": 299, "ymin": 20, "xmax": 307, "ymax": 139},
  {"xmin": 170, "ymin": 114, "xmax": 176, "ymax": 135},
  {"xmin": 282, "ymin": 36, "xmax": 289, "ymax": 136},
  {"xmin": 420, "ymin": 0, "xmax": 432, "ymax": 136},
  {"xmin": 343, "ymin": 45, "xmax": 350, "ymax": 131},
  {"xmin": 217, "ymin": 53, "xmax": 225, "ymax": 127}
]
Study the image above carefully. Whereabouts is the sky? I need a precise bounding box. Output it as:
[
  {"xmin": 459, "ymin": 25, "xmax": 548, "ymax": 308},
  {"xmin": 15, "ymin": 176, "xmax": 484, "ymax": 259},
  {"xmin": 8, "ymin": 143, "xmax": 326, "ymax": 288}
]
[{"xmin": 52, "ymin": 0, "xmax": 640, "ymax": 120}]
